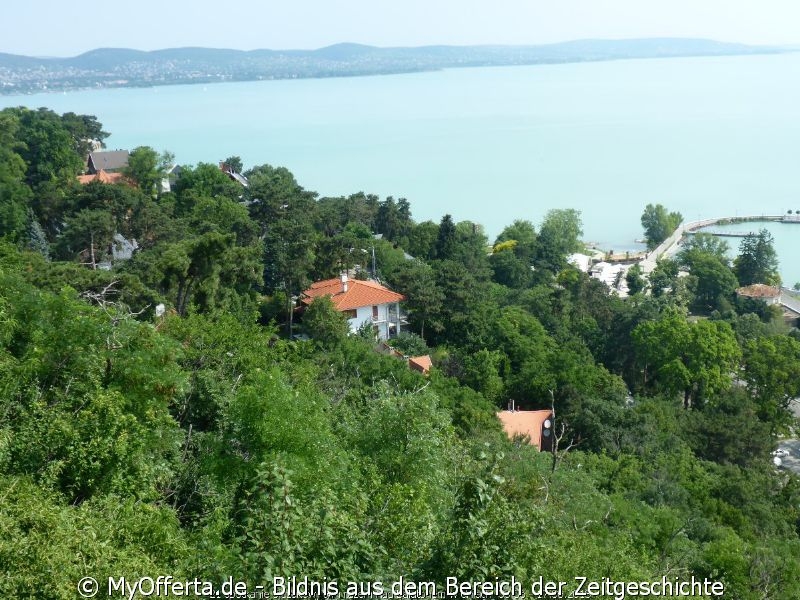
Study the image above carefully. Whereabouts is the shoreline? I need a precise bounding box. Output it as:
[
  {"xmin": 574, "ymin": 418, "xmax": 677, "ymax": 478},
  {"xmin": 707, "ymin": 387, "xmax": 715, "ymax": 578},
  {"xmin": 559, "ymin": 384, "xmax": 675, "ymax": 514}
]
[{"xmin": 1, "ymin": 48, "xmax": 792, "ymax": 99}]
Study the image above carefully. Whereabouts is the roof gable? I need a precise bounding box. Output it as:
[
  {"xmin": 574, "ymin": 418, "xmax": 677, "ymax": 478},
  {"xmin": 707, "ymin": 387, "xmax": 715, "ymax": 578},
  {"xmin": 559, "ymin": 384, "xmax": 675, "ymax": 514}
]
[
  {"xmin": 302, "ymin": 277, "xmax": 404, "ymax": 311},
  {"xmin": 408, "ymin": 355, "xmax": 432, "ymax": 374},
  {"xmin": 88, "ymin": 150, "xmax": 130, "ymax": 172}
]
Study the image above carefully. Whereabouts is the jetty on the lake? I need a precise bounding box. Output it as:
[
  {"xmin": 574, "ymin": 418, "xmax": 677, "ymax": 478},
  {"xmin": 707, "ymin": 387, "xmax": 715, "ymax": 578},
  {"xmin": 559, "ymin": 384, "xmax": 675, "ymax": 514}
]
[
  {"xmin": 573, "ymin": 213, "xmax": 798, "ymax": 298},
  {"xmin": 686, "ymin": 229, "xmax": 758, "ymax": 238},
  {"xmin": 641, "ymin": 214, "xmax": 799, "ymax": 268},
  {"xmin": 684, "ymin": 214, "xmax": 800, "ymax": 238}
]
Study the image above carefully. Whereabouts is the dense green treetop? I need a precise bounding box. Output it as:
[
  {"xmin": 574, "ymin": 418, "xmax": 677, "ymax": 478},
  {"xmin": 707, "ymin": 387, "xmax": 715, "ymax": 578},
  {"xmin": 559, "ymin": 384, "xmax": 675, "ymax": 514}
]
[
  {"xmin": 124, "ymin": 146, "xmax": 174, "ymax": 196},
  {"xmin": 679, "ymin": 232, "xmax": 731, "ymax": 266},
  {"xmin": 640, "ymin": 203, "xmax": 682, "ymax": 250},
  {"xmin": 734, "ymin": 228, "xmax": 781, "ymax": 287},
  {"xmin": 683, "ymin": 252, "xmax": 739, "ymax": 314},
  {"xmin": 625, "ymin": 263, "xmax": 646, "ymax": 296},
  {"xmin": 6, "ymin": 107, "xmax": 85, "ymax": 188},
  {"xmin": 535, "ymin": 208, "xmax": 583, "ymax": 274}
]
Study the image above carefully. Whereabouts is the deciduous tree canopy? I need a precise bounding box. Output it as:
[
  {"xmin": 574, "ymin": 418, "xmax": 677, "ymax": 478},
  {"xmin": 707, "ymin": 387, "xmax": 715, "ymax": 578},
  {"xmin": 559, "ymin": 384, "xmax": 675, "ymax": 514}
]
[{"xmin": 640, "ymin": 203, "xmax": 682, "ymax": 250}]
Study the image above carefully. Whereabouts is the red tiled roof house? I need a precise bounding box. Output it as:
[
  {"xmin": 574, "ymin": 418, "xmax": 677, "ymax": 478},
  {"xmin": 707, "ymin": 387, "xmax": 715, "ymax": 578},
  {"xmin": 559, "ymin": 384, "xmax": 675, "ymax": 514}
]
[
  {"xmin": 301, "ymin": 274, "xmax": 405, "ymax": 340},
  {"xmin": 496, "ymin": 407, "xmax": 555, "ymax": 452},
  {"xmin": 408, "ymin": 355, "xmax": 433, "ymax": 375},
  {"xmin": 735, "ymin": 284, "xmax": 781, "ymax": 305}
]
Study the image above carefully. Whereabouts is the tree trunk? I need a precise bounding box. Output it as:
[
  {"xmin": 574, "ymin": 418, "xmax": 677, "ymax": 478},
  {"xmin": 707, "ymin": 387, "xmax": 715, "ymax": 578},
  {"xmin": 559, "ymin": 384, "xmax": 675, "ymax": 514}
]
[
  {"xmin": 177, "ymin": 277, "xmax": 194, "ymax": 317},
  {"xmin": 286, "ymin": 282, "xmax": 294, "ymax": 338},
  {"xmin": 90, "ymin": 232, "xmax": 97, "ymax": 270}
]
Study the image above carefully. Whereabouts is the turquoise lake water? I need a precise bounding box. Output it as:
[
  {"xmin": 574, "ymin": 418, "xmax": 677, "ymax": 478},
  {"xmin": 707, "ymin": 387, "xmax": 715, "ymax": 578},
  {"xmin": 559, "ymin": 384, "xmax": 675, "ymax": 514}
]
[{"xmin": 3, "ymin": 52, "xmax": 799, "ymax": 282}]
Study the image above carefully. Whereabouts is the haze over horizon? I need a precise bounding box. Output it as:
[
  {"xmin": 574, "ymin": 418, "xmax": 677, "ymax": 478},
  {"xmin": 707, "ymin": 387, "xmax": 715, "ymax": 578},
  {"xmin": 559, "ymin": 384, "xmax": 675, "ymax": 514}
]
[{"xmin": 6, "ymin": 0, "xmax": 799, "ymax": 57}]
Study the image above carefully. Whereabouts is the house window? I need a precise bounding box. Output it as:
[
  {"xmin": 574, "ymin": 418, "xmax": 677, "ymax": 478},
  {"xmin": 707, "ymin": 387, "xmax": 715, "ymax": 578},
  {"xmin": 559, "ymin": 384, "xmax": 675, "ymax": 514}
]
[
  {"xmin": 343, "ymin": 309, "xmax": 357, "ymax": 319},
  {"xmin": 372, "ymin": 305, "xmax": 379, "ymax": 319}
]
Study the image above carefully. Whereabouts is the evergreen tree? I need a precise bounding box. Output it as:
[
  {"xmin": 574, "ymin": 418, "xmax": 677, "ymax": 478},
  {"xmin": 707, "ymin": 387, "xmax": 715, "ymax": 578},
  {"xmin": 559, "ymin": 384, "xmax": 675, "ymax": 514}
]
[
  {"xmin": 734, "ymin": 228, "xmax": 780, "ymax": 286},
  {"xmin": 435, "ymin": 214, "xmax": 457, "ymax": 260},
  {"xmin": 25, "ymin": 208, "xmax": 49, "ymax": 259}
]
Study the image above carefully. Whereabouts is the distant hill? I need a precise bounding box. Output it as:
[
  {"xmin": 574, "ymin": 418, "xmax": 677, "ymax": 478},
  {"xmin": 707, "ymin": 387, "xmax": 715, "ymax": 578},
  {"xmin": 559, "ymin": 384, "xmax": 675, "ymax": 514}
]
[
  {"xmin": 0, "ymin": 38, "xmax": 788, "ymax": 95},
  {"xmin": 0, "ymin": 52, "xmax": 47, "ymax": 69}
]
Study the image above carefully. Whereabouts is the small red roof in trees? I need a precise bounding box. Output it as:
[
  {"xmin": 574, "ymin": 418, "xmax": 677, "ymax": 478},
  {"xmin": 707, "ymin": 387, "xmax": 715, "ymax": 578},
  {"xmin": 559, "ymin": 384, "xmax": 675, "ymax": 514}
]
[
  {"xmin": 301, "ymin": 278, "xmax": 404, "ymax": 311},
  {"xmin": 497, "ymin": 409, "xmax": 553, "ymax": 450},
  {"xmin": 408, "ymin": 355, "xmax": 432, "ymax": 374}
]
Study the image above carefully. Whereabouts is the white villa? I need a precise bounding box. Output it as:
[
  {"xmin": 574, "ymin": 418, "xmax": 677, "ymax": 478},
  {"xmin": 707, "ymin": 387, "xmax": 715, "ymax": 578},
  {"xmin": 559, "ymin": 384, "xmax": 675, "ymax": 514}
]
[{"xmin": 301, "ymin": 274, "xmax": 405, "ymax": 340}]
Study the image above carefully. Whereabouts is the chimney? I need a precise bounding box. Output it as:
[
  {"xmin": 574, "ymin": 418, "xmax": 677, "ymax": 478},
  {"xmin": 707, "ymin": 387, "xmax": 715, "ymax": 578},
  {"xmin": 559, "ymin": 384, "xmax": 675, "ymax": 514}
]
[{"xmin": 341, "ymin": 273, "xmax": 348, "ymax": 293}]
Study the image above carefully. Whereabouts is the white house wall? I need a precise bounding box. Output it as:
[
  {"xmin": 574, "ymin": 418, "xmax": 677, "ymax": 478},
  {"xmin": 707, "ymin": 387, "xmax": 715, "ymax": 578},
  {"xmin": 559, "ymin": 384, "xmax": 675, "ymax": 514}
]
[
  {"xmin": 347, "ymin": 306, "xmax": 373, "ymax": 334},
  {"xmin": 346, "ymin": 303, "xmax": 397, "ymax": 340}
]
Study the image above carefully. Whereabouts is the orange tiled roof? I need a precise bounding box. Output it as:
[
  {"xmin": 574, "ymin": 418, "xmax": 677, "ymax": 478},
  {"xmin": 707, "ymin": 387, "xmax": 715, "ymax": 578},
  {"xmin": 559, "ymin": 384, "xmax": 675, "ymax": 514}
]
[
  {"xmin": 497, "ymin": 409, "xmax": 553, "ymax": 450},
  {"xmin": 302, "ymin": 277, "xmax": 404, "ymax": 311},
  {"xmin": 736, "ymin": 284, "xmax": 780, "ymax": 299},
  {"xmin": 77, "ymin": 169, "xmax": 126, "ymax": 185},
  {"xmin": 408, "ymin": 355, "xmax": 432, "ymax": 374}
]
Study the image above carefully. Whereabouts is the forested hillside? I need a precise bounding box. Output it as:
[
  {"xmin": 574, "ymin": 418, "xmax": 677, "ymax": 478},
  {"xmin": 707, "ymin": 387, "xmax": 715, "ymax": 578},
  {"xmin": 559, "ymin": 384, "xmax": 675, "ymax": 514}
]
[{"xmin": 2, "ymin": 107, "xmax": 800, "ymax": 598}]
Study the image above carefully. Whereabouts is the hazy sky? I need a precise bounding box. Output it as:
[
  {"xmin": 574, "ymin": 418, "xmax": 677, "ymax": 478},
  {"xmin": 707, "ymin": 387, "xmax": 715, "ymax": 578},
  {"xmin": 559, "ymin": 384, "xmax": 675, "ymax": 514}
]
[{"xmin": 5, "ymin": 0, "xmax": 799, "ymax": 56}]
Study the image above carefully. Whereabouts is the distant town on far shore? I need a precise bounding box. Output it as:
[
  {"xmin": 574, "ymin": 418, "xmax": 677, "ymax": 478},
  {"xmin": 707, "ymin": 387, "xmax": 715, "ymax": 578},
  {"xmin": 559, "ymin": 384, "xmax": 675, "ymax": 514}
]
[{"xmin": 0, "ymin": 38, "xmax": 791, "ymax": 95}]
